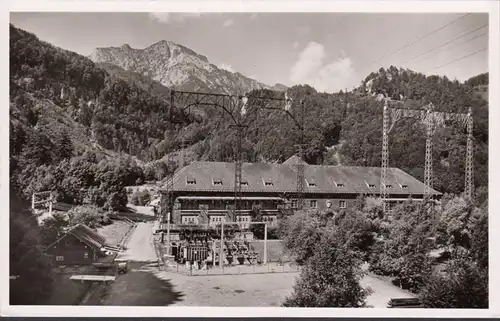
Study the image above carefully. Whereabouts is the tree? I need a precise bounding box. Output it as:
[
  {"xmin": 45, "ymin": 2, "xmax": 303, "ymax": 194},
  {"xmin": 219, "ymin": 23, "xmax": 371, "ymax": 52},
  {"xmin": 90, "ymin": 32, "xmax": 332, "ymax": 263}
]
[
  {"xmin": 468, "ymin": 207, "xmax": 488, "ymax": 269},
  {"xmin": 40, "ymin": 213, "xmax": 69, "ymax": 246},
  {"xmin": 67, "ymin": 205, "xmax": 107, "ymax": 228},
  {"xmin": 438, "ymin": 196, "xmax": 474, "ymax": 248},
  {"xmin": 131, "ymin": 189, "xmax": 151, "ymax": 206},
  {"xmin": 368, "ymin": 200, "xmax": 435, "ymax": 289},
  {"xmin": 282, "ymin": 233, "xmax": 371, "ymax": 307},
  {"xmin": 10, "ymin": 193, "xmax": 54, "ymax": 305},
  {"xmin": 419, "ymin": 258, "xmax": 488, "ymax": 308},
  {"xmin": 57, "ymin": 130, "xmax": 73, "ymax": 159},
  {"xmin": 328, "ymin": 209, "xmax": 375, "ymax": 261},
  {"xmin": 279, "ymin": 210, "xmax": 324, "ymax": 265}
]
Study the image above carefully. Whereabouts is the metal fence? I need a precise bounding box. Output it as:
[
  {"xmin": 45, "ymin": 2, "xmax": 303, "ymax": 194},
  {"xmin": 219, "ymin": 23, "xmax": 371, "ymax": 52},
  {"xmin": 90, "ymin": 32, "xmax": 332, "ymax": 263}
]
[{"xmin": 161, "ymin": 261, "xmax": 300, "ymax": 276}]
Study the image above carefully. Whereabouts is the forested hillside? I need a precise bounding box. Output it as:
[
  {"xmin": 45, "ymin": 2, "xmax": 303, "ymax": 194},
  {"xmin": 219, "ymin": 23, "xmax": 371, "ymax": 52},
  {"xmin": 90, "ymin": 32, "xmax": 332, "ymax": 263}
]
[
  {"xmin": 339, "ymin": 67, "xmax": 488, "ymax": 196},
  {"xmin": 10, "ymin": 24, "xmax": 488, "ymax": 205}
]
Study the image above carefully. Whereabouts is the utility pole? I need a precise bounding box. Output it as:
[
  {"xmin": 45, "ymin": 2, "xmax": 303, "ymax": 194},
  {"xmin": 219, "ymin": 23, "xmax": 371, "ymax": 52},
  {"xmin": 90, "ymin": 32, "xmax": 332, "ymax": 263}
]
[
  {"xmin": 294, "ymin": 99, "xmax": 306, "ymax": 210},
  {"xmin": 220, "ymin": 223, "xmax": 224, "ymax": 268},
  {"xmin": 230, "ymin": 124, "xmax": 248, "ymax": 221},
  {"xmin": 263, "ymin": 223, "xmax": 268, "ymax": 264},
  {"xmin": 166, "ymin": 211, "xmax": 171, "ymax": 255}
]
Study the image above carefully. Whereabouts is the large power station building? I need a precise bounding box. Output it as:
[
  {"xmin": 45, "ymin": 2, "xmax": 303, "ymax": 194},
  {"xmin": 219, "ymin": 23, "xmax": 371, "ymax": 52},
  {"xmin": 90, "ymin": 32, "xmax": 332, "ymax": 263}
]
[{"xmin": 162, "ymin": 156, "xmax": 441, "ymax": 227}]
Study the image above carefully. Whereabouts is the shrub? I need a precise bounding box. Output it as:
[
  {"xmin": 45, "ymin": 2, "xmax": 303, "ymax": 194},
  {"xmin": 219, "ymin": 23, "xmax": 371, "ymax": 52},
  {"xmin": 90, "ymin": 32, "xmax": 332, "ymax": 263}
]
[
  {"xmin": 130, "ymin": 190, "xmax": 151, "ymax": 206},
  {"xmin": 282, "ymin": 233, "xmax": 371, "ymax": 307},
  {"xmin": 419, "ymin": 258, "xmax": 488, "ymax": 308},
  {"xmin": 394, "ymin": 252, "xmax": 434, "ymax": 293},
  {"xmin": 67, "ymin": 205, "xmax": 106, "ymax": 228}
]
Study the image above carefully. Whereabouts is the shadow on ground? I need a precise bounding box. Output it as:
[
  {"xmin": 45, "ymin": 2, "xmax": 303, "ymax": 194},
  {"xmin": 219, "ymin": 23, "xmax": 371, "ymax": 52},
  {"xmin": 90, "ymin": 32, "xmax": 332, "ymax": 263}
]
[{"xmin": 84, "ymin": 263, "xmax": 184, "ymax": 306}]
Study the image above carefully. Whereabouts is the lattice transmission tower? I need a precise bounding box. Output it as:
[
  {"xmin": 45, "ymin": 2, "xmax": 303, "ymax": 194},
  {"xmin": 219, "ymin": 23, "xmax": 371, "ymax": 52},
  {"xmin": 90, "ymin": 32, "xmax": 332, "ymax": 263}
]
[
  {"xmin": 380, "ymin": 99, "xmax": 473, "ymax": 214},
  {"xmin": 465, "ymin": 107, "xmax": 474, "ymax": 198}
]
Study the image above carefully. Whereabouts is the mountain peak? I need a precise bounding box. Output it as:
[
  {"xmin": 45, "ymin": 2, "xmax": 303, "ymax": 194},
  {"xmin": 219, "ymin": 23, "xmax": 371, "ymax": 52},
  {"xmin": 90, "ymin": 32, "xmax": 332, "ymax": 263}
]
[{"xmin": 90, "ymin": 39, "xmax": 273, "ymax": 94}]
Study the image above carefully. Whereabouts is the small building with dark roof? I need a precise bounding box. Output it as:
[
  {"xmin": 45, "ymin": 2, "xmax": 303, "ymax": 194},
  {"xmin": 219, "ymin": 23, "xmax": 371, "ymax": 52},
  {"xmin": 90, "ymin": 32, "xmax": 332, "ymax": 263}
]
[
  {"xmin": 46, "ymin": 224, "xmax": 108, "ymax": 266},
  {"xmin": 163, "ymin": 157, "xmax": 441, "ymax": 227}
]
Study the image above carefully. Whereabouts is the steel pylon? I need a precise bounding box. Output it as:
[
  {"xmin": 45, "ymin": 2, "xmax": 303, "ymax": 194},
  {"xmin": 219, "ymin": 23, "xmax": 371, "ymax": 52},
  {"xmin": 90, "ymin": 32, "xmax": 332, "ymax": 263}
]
[
  {"xmin": 380, "ymin": 100, "xmax": 389, "ymax": 214},
  {"xmin": 465, "ymin": 107, "xmax": 474, "ymax": 199}
]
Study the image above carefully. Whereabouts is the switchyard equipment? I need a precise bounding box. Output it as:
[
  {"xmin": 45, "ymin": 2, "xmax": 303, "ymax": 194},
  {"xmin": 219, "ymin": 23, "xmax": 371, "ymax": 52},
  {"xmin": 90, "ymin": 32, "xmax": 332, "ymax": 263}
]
[
  {"xmin": 381, "ymin": 99, "xmax": 473, "ymax": 214},
  {"xmin": 163, "ymin": 89, "xmax": 306, "ymax": 228}
]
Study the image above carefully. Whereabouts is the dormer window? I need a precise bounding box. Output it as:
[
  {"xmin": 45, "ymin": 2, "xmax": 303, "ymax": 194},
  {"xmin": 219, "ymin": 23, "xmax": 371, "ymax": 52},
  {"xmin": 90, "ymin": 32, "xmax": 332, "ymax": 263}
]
[
  {"xmin": 306, "ymin": 179, "xmax": 317, "ymax": 187},
  {"xmin": 241, "ymin": 181, "xmax": 248, "ymax": 186},
  {"xmin": 365, "ymin": 181, "xmax": 376, "ymax": 188},
  {"xmin": 385, "ymin": 184, "xmax": 393, "ymax": 188},
  {"xmin": 212, "ymin": 178, "xmax": 223, "ymax": 186},
  {"xmin": 333, "ymin": 179, "xmax": 345, "ymax": 188},
  {"xmin": 263, "ymin": 178, "xmax": 273, "ymax": 186},
  {"xmin": 399, "ymin": 183, "xmax": 408, "ymax": 189},
  {"xmin": 186, "ymin": 176, "xmax": 196, "ymax": 185}
]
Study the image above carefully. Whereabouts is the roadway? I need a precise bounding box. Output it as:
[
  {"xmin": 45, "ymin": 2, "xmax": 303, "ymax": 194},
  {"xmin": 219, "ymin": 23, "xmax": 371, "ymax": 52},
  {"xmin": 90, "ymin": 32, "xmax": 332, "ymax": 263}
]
[{"xmin": 115, "ymin": 222, "xmax": 157, "ymax": 263}]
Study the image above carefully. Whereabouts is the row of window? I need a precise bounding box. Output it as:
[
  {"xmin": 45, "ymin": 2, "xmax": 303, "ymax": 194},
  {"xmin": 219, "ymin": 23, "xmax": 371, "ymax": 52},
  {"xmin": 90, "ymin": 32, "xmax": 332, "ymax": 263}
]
[
  {"xmin": 181, "ymin": 199, "xmax": 348, "ymax": 211},
  {"xmin": 186, "ymin": 178, "xmax": 408, "ymax": 189},
  {"xmin": 54, "ymin": 252, "xmax": 89, "ymax": 262},
  {"xmin": 291, "ymin": 199, "xmax": 347, "ymax": 209},
  {"xmin": 182, "ymin": 216, "xmax": 277, "ymax": 223}
]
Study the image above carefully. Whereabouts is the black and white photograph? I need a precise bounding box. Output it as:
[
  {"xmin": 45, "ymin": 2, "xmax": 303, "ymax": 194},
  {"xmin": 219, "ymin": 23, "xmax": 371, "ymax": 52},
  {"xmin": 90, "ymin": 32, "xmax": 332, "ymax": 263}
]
[{"xmin": 3, "ymin": 0, "xmax": 499, "ymax": 317}]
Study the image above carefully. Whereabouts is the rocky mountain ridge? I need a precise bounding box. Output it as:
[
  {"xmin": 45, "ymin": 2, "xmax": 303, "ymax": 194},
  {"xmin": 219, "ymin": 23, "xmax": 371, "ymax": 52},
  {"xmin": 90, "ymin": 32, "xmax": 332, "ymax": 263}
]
[{"xmin": 90, "ymin": 40, "xmax": 286, "ymax": 95}]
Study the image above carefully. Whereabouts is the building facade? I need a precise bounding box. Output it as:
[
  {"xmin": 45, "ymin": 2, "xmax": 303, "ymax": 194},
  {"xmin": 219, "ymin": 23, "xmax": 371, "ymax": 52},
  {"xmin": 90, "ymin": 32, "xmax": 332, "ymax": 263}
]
[
  {"xmin": 45, "ymin": 224, "xmax": 107, "ymax": 266},
  {"xmin": 162, "ymin": 156, "xmax": 441, "ymax": 228}
]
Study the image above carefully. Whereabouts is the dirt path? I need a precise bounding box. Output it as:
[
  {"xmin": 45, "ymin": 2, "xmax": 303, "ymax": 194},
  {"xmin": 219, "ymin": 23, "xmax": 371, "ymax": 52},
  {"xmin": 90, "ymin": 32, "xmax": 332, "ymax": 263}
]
[
  {"xmin": 152, "ymin": 269, "xmax": 297, "ymax": 307},
  {"xmin": 148, "ymin": 269, "xmax": 414, "ymax": 307},
  {"xmin": 115, "ymin": 222, "xmax": 157, "ymax": 262},
  {"xmin": 361, "ymin": 274, "xmax": 415, "ymax": 308}
]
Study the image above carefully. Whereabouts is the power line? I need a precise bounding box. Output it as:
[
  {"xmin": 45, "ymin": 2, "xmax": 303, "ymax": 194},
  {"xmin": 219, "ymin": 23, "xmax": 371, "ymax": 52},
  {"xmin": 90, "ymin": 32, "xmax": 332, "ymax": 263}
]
[
  {"xmin": 412, "ymin": 32, "xmax": 487, "ymax": 65},
  {"xmin": 362, "ymin": 13, "xmax": 471, "ymax": 71},
  {"xmin": 402, "ymin": 23, "xmax": 488, "ymax": 65},
  {"xmin": 430, "ymin": 47, "xmax": 487, "ymax": 71}
]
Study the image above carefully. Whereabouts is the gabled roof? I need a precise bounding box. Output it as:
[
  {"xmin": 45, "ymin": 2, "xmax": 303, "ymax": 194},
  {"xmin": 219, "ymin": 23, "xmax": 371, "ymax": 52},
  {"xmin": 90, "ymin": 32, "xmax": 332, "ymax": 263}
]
[
  {"xmin": 283, "ymin": 155, "xmax": 308, "ymax": 165},
  {"xmin": 165, "ymin": 161, "xmax": 441, "ymax": 196},
  {"xmin": 47, "ymin": 223, "xmax": 107, "ymax": 250}
]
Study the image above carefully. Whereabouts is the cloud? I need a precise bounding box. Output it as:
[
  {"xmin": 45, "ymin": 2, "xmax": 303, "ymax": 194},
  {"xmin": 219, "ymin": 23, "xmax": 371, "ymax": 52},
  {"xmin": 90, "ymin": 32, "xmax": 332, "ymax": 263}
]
[
  {"xmin": 290, "ymin": 41, "xmax": 359, "ymax": 93},
  {"xmin": 292, "ymin": 41, "xmax": 300, "ymax": 49},
  {"xmin": 148, "ymin": 12, "xmax": 202, "ymax": 24},
  {"xmin": 223, "ymin": 19, "xmax": 234, "ymax": 27},
  {"xmin": 218, "ymin": 63, "xmax": 235, "ymax": 72}
]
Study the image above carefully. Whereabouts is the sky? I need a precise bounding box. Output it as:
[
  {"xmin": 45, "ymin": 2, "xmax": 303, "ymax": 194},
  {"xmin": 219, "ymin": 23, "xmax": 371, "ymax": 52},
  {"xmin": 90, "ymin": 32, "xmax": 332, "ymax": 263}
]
[{"xmin": 10, "ymin": 12, "xmax": 489, "ymax": 93}]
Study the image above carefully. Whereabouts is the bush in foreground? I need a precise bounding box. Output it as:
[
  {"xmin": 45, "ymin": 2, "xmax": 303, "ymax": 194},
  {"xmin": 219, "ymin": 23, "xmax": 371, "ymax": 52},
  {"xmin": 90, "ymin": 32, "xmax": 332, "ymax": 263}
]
[
  {"xmin": 282, "ymin": 233, "xmax": 371, "ymax": 307},
  {"xmin": 419, "ymin": 258, "xmax": 488, "ymax": 308}
]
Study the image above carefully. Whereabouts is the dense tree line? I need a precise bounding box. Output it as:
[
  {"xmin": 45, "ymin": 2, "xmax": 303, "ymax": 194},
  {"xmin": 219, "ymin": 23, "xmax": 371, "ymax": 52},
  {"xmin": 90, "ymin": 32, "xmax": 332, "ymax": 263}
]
[
  {"xmin": 10, "ymin": 24, "xmax": 488, "ymax": 199},
  {"xmin": 341, "ymin": 67, "xmax": 488, "ymax": 195},
  {"xmin": 464, "ymin": 72, "xmax": 488, "ymax": 88},
  {"xmin": 9, "ymin": 24, "xmax": 489, "ymax": 307},
  {"xmin": 279, "ymin": 194, "xmax": 488, "ymax": 308},
  {"xmin": 10, "ymin": 189, "xmax": 55, "ymax": 305},
  {"xmin": 10, "ymin": 24, "xmax": 190, "ymax": 163}
]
